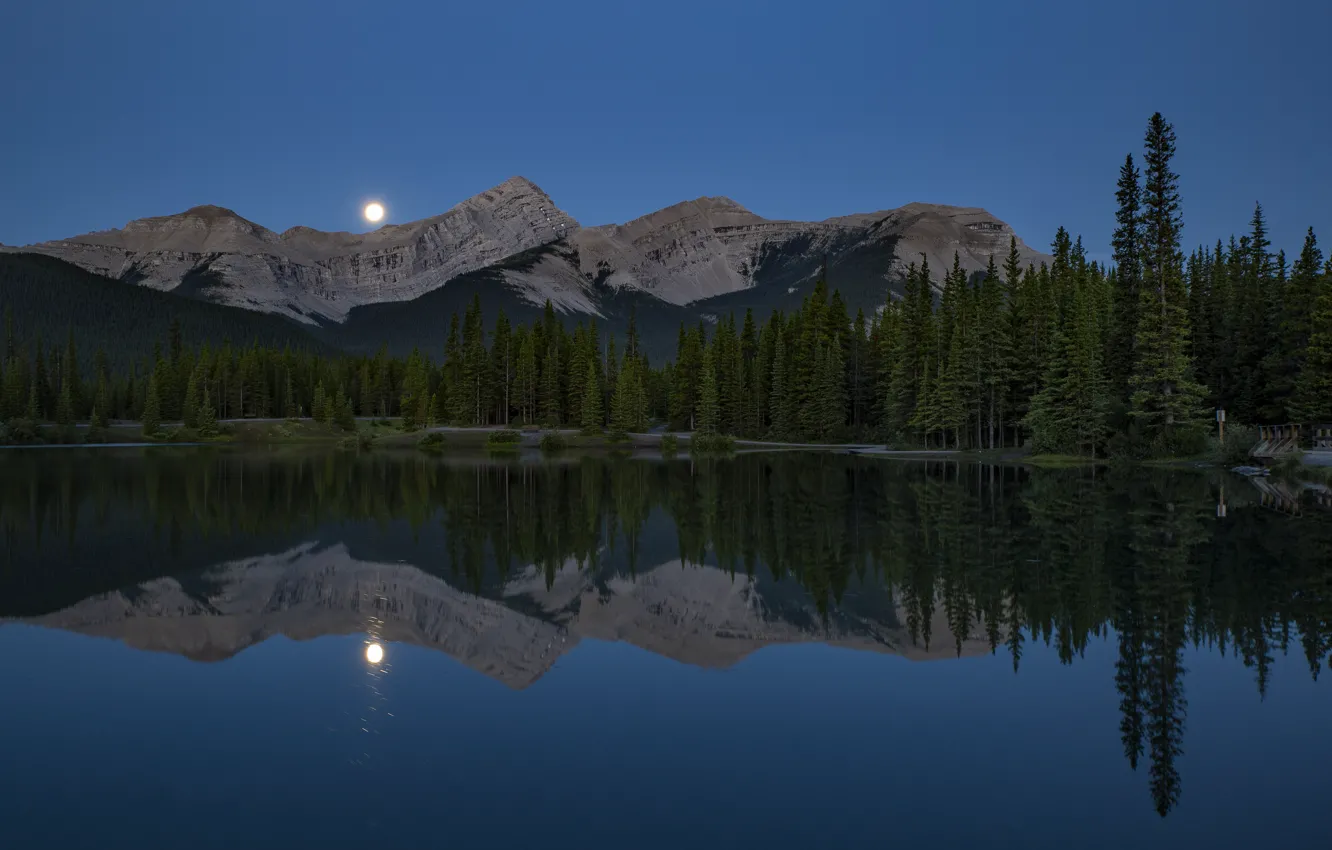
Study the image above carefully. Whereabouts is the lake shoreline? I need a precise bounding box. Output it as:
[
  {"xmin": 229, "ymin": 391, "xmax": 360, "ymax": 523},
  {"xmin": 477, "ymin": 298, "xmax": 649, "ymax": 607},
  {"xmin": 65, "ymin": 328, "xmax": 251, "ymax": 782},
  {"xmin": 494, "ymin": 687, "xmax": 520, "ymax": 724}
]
[{"xmin": 4, "ymin": 417, "xmax": 1315, "ymax": 476}]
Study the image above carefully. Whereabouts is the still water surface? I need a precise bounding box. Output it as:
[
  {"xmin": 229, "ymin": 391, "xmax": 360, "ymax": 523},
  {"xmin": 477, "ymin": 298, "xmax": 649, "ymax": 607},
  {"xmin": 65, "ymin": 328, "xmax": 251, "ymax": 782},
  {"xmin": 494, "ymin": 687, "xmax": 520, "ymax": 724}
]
[{"xmin": 1, "ymin": 449, "xmax": 1329, "ymax": 848}]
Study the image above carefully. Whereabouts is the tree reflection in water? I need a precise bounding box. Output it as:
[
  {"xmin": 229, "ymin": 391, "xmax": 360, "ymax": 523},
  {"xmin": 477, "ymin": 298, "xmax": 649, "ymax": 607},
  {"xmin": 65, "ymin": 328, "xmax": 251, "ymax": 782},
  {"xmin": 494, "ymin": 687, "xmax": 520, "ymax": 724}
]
[{"xmin": 2, "ymin": 448, "xmax": 1329, "ymax": 817}]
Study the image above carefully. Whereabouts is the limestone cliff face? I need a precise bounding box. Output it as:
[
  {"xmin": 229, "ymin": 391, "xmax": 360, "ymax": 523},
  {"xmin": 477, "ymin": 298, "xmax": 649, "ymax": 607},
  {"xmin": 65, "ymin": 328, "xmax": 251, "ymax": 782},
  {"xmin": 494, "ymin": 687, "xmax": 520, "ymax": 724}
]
[
  {"xmin": 17, "ymin": 542, "xmax": 572, "ymax": 688},
  {"xmin": 11, "ymin": 544, "xmax": 993, "ymax": 688},
  {"xmin": 11, "ymin": 178, "xmax": 1047, "ymax": 324},
  {"xmin": 14, "ymin": 177, "xmax": 580, "ymax": 323},
  {"xmin": 570, "ymin": 197, "xmax": 1047, "ymax": 305}
]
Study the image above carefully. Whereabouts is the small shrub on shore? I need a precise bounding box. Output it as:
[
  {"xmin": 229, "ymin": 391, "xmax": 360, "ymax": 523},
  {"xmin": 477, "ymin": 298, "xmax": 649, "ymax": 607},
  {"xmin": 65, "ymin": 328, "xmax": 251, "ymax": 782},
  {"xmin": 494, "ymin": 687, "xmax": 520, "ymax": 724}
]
[
  {"xmin": 540, "ymin": 432, "xmax": 567, "ymax": 452},
  {"xmin": 487, "ymin": 429, "xmax": 522, "ymax": 445},
  {"xmin": 418, "ymin": 432, "xmax": 447, "ymax": 453},
  {"xmin": 83, "ymin": 426, "xmax": 113, "ymax": 444},
  {"xmin": 0, "ymin": 419, "xmax": 42, "ymax": 445},
  {"xmin": 690, "ymin": 434, "xmax": 736, "ymax": 454},
  {"xmin": 1210, "ymin": 424, "xmax": 1258, "ymax": 466},
  {"xmin": 660, "ymin": 434, "xmax": 679, "ymax": 455},
  {"xmin": 338, "ymin": 432, "xmax": 375, "ymax": 451}
]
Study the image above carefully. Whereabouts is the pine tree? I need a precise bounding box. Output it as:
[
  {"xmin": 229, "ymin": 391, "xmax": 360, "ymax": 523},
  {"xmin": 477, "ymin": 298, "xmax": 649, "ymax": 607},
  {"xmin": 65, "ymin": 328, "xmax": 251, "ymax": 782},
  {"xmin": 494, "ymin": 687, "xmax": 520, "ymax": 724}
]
[
  {"xmin": 539, "ymin": 340, "xmax": 561, "ymax": 426},
  {"xmin": 740, "ymin": 309, "xmax": 760, "ymax": 436},
  {"xmin": 515, "ymin": 330, "xmax": 537, "ymax": 424},
  {"xmin": 334, "ymin": 386, "xmax": 356, "ymax": 431},
  {"xmin": 198, "ymin": 383, "xmax": 218, "ymax": 437},
  {"xmin": 769, "ymin": 324, "xmax": 790, "ymax": 439},
  {"xmin": 1025, "ymin": 273, "xmax": 1110, "ymax": 456},
  {"xmin": 910, "ymin": 361, "xmax": 939, "ymax": 447},
  {"xmin": 277, "ymin": 366, "xmax": 293, "ymax": 419},
  {"xmin": 887, "ymin": 261, "xmax": 933, "ymax": 439},
  {"xmin": 182, "ymin": 368, "xmax": 200, "ymax": 428},
  {"xmin": 1289, "ymin": 261, "xmax": 1332, "ymax": 422},
  {"xmin": 816, "ymin": 337, "xmax": 848, "ymax": 440},
  {"xmin": 604, "ymin": 334, "xmax": 620, "ymax": 423},
  {"xmin": 935, "ymin": 313, "xmax": 966, "ymax": 448},
  {"xmin": 581, "ymin": 356, "xmax": 603, "ymax": 432},
  {"xmin": 1110, "ymin": 154, "xmax": 1143, "ymax": 397},
  {"xmin": 55, "ymin": 374, "xmax": 73, "ymax": 427},
  {"xmin": 312, "ymin": 382, "xmax": 328, "ymax": 424},
  {"xmin": 613, "ymin": 355, "xmax": 647, "ymax": 433},
  {"xmin": 625, "ymin": 305, "xmax": 640, "ymax": 361},
  {"xmin": 491, "ymin": 309, "xmax": 513, "ymax": 424},
  {"xmin": 697, "ymin": 346, "xmax": 720, "ymax": 435},
  {"xmin": 60, "ymin": 329, "xmax": 83, "ymax": 419},
  {"xmin": 1129, "ymin": 112, "xmax": 1205, "ymax": 451},
  {"xmin": 2, "ymin": 306, "xmax": 12, "ymax": 365},
  {"xmin": 374, "ymin": 350, "xmax": 392, "ymax": 417},
  {"xmin": 1276, "ymin": 228, "xmax": 1325, "ymax": 417},
  {"xmin": 31, "ymin": 339, "xmax": 51, "ymax": 420},
  {"xmin": 24, "ymin": 376, "xmax": 39, "ymax": 421},
  {"xmin": 669, "ymin": 324, "xmax": 704, "ymax": 430},
  {"xmin": 1232, "ymin": 203, "xmax": 1275, "ymax": 421},
  {"xmin": 1001, "ymin": 239, "xmax": 1028, "ymax": 443},
  {"xmin": 443, "ymin": 314, "xmax": 463, "ymax": 421},
  {"xmin": 459, "ymin": 294, "xmax": 488, "ymax": 425},
  {"xmin": 979, "ymin": 255, "xmax": 1011, "ymax": 447},
  {"xmin": 92, "ymin": 372, "xmax": 110, "ymax": 429},
  {"xmin": 142, "ymin": 371, "xmax": 162, "ymax": 436},
  {"xmin": 2, "ymin": 347, "xmax": 25, "ymax": 422},
  {"xmin": 731, "ymin": 337, "xmax": 748, "ymax": 437}
]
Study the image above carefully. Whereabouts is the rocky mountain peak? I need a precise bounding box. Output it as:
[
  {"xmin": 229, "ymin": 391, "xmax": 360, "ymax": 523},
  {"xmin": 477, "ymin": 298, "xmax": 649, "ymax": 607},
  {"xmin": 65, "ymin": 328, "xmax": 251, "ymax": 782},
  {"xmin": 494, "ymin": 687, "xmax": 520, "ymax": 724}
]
[
  {"xmin": 17, "ymin": 176, "xmax": 1049, "ymax": 337},
  {"xmin": 178, "ymin": 204, "xmax": 246, "ymax": 220}
]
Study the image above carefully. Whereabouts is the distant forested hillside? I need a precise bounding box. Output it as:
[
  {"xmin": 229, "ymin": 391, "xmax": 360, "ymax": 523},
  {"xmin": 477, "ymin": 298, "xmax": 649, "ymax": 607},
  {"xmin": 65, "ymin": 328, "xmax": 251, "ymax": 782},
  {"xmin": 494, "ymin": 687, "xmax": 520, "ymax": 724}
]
[
  {"xmin": 332, "ymin": 241, "xmax": 694, "ymax": 363},
  {"xmin": 0, "ymin": 253, "xmax": 333, "ymax": 372}
]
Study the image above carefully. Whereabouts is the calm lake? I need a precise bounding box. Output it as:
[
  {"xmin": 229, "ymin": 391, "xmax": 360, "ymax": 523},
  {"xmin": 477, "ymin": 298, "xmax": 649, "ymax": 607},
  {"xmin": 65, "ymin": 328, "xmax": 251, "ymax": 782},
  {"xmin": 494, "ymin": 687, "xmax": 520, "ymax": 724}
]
[{"xmin": 1, "ymin": 448, "xmax": 1329, "ymax": 849}]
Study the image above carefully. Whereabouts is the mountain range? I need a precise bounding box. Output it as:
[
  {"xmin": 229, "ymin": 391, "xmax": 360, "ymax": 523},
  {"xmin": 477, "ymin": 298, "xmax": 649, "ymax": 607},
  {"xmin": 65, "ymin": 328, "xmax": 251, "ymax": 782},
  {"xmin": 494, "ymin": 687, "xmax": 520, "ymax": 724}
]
[
  {"xmin": 8, "ymin": 540, "xmax": 992, "ymax": 688},
  {"xmin": 4, "ymin": 177, "xmax": 1049, "ymax": 359}
]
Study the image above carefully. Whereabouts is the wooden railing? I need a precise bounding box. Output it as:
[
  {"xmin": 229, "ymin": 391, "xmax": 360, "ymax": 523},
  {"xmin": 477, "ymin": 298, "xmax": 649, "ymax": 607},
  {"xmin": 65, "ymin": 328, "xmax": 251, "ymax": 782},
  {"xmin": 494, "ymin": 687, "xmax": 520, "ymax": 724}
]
[
  {"xmin": 1252, "ymin": 424, "xmax": 1304, "ymax": 457},
  {"xmin": 1251, "ymin": 424, "xmax": 1332, "ymax": 457},
  {"xmin": 1314, "ymin": 426, "xmax": 1332, "ymax": 450}
]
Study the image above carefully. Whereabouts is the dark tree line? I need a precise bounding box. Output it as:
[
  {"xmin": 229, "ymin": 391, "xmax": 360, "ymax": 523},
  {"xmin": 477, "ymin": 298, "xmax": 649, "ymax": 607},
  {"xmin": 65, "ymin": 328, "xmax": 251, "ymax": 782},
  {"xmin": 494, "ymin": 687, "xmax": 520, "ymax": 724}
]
[
  {"xmin": 3, "ymin": 113, "xmax": 1328, "ymax": 452},
  {"xmin": 0, "ymin": 297, "xmax": 660, "ymax": 437}
]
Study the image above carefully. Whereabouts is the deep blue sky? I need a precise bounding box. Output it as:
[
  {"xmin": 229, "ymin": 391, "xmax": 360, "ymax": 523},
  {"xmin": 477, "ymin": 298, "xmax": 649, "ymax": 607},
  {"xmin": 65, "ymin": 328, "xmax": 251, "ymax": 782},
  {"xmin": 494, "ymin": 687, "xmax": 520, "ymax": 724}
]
[{"xmin": 3, "ymin": 0, "xmax": 1329, "ymax": 264}]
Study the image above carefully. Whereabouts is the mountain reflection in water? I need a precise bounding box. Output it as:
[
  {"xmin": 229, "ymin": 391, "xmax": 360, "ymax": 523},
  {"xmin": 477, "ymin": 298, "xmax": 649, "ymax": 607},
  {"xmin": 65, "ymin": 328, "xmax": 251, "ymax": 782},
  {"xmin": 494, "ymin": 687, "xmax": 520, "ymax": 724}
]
[{"xmin": 1, "ymin": 448, "xmax": 1330, "ymax": 822}]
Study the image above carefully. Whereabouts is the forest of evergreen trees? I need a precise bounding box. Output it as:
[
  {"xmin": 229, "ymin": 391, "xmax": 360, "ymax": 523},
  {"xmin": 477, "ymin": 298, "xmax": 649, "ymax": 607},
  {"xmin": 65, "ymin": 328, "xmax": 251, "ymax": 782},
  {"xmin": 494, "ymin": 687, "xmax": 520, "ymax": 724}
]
[{"xmin": 2, "ymin": 112, "xmax": 1328, "ymax": 453}]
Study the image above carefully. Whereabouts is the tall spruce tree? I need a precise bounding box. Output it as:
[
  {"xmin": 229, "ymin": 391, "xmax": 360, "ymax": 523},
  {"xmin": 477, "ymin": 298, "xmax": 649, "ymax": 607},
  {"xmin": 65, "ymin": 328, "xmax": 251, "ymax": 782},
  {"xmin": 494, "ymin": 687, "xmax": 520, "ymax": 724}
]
[
  {"xmin": 1110, "ymin": 154, "xmax": 1143, "ymax": 397},
  {"xmin": 141, "ymin": 371, "xmax": 162, "ymax": 436},
  {"xmin": 769, "ymin": 324, "xmax": 790, "ymax": 439},
  {"xmin": 1276, "ymin": 228, "xmax": 1324, "ymax": 417},
  {"xmin": 978, "ymin": 255, "xmax": 1011, "ymax": 447},
  {"xmin": 581, "ymin": 357, "xmax": 603, "ymax": 432},
  {"xmin": 539, "ymin": 339, "xmax": 561, "ymax": 426},
  {"xmin": 1128, "ymin": 112, "xmax": 1205, "ymax": 450},
  {"xmin": 1289, "ymin": 260, "xmax": 1332, "ymax": 422},
  {"xmin": 1232, "ymin": 203, "xmax": 1275, "ymax": 421},
  {"xmin": 182, "ymin": 368, "xmax": 201, "ymax": 428},
  {"xmin": 198, "ymin": 383, "xmax": 218, "ymax": 436},
  {"xmin": 697, "ymin": 346, "xmax": 720, "ymax": 435}
]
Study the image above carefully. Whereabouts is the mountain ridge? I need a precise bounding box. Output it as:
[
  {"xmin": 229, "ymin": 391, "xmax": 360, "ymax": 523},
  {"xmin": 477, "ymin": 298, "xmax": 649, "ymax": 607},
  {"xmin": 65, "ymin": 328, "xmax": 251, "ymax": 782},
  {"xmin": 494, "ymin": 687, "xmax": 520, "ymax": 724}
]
[
  {"xmin": 6, "ymin": 178, "xmax": 1052, "ymax": 358},
  {"xmin": 8, "ymin": 542, "xmax": 993, "ymax": 688}
]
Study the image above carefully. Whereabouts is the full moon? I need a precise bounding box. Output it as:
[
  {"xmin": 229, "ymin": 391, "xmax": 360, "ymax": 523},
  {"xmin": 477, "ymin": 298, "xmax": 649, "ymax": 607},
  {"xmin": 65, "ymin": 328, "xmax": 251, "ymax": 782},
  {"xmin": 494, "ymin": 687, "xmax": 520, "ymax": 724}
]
[
  {"xmin": 365, "ymin": 643, "xmax": 384, "ymax": 664},
  {"xmin": 363, "ymin": 202, "xmax": 385, "ymax": 223}
]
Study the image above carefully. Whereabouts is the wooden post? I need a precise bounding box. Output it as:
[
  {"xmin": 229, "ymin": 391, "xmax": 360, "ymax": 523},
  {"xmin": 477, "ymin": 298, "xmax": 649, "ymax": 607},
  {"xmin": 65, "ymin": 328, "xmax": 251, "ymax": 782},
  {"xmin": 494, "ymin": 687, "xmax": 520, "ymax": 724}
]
[{"xmin": 1217, "ymin": 408, "xmax": 1225, "ymax": 444}]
